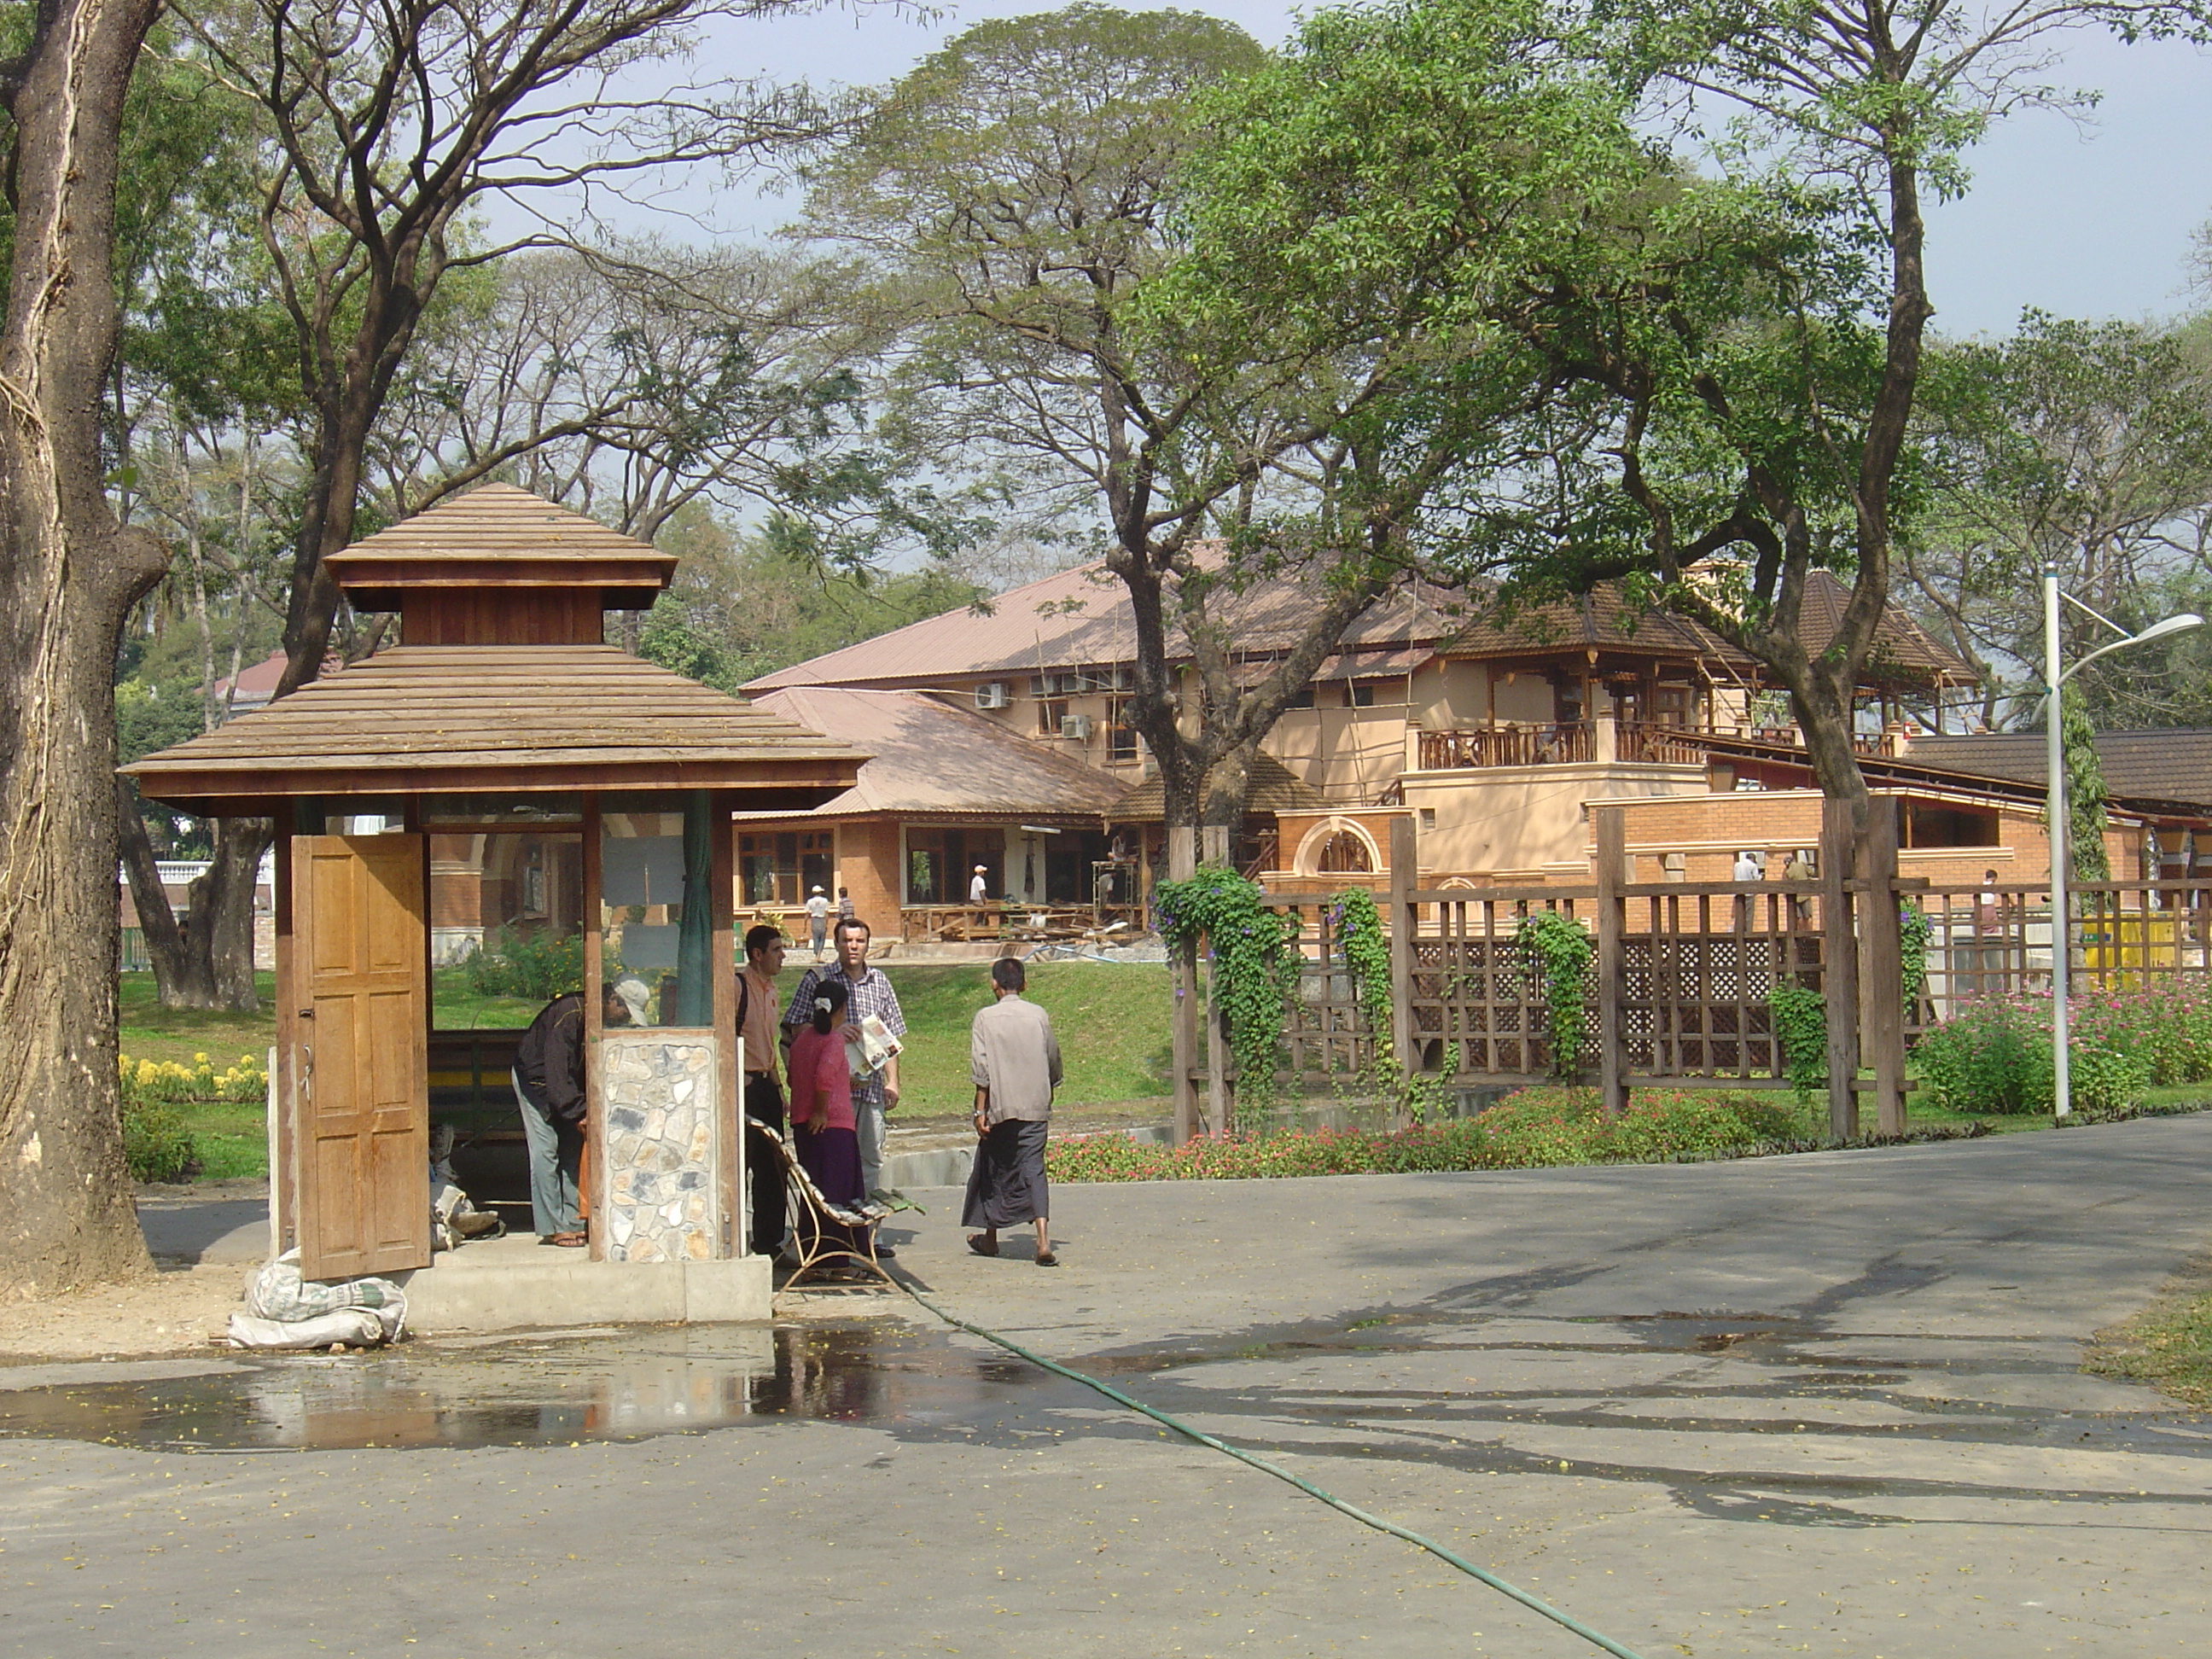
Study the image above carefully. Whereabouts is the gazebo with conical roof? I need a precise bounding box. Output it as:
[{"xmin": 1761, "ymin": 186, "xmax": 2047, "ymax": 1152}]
[{"xmin": 126, "ymin": 484, "xmax": 865, "ymax": 1326}]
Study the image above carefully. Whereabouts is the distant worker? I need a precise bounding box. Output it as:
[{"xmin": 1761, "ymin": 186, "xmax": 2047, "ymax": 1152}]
[
  {"xmin": 970, "ymin": 864, "xmax": 991, "ymax": 905},
  {"xmin": 512, "ymin": 976, "xmax": 648, "ymax": 1247},
  {"xmin": 805, "ymin": 885, "xmax": 831, "ymax": 960},
  {"xmin": 964, "ymin": 958, "xmax": 1061, "ymax": 1267},
  {"xmin": 1732, "ymin": 848, "xmax": 1764, "ymax": 931},
  {"xmin": 837, "ymin": 886, "xmax": 856, "ymax": 925},
  {"xmin": 1782, "ymin": 848, "xmax": 1814, "ymax": 924}
]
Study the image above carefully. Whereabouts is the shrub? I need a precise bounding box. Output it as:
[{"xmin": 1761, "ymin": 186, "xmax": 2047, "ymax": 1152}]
[
  {"xmin": 2069, "ymin": 981, "xmax": 2212, "ymax": 1087},
  {"xmin": 1913, "ymin": 994, "xmax": 2146, "ymax": 1115},
  {"xmin": 1046, "ymin": 1087, "xmax": 1806, "ymax": 1183},
  {"xmin": 465, "ymin": 928, "xmax": 586, "ymax": 1002},
  {"xmin": 122, "ymin": 1098, "xmax": 198, "ymax": 1184},
  {"xmin": 1474, "ymin": 1086, "xmax": 1804, "ymax": 1167}
]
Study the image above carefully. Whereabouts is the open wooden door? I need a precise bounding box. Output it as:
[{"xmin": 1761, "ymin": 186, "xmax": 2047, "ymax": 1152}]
[{"xmin": 292, "ymin": 835, "xmax": 430, "ymax": 1278}]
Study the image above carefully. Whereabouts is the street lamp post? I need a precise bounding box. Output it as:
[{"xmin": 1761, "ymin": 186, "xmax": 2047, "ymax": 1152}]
[{"xmin": 2041, "ymin": 564, "xmax": 2203, "ymax": 1117}]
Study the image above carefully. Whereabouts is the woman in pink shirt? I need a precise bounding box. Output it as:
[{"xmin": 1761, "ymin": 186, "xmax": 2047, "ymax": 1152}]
[{"xmin": 789, "ymin": 977, "xmax": 865, "ymax": 1260}]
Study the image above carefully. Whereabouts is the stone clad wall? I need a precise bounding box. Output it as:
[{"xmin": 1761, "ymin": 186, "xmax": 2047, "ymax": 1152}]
[{"xmin": 602, "ymin": 1033, "xmax": 721, "ymax": 1262}]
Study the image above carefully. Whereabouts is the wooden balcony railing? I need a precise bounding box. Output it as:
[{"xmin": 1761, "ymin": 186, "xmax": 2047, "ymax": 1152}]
[
  {"xmin": 1614, "ymin": 719, "xmax": 1714, "ymax": 765},
  {"xmin": 1417, "ymin": 722, "xmax": 1592, "ymax": 770}
]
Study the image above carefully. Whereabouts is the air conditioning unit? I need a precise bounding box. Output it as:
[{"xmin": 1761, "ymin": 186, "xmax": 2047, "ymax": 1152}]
[
  {"xmin": 974, "ymin": 681, "xmax": 1010, "ymax": 711},
  {"xmin": 1059, "ymin": 714, "xmax": 1093, "ymax": 740}
]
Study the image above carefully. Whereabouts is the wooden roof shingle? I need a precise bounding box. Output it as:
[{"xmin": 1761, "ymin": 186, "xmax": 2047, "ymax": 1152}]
[
  {"xmin": 328, "ymin": 481, "xmax": 677, "ymax": 609},
  {"xmin": 126, "ymin": 646, "xmax": 867, "ymax": 813}
]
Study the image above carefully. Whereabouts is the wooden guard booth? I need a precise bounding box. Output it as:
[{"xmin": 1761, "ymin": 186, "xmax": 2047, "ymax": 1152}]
[{"xmin": 125, "ymin": 485, "xmax": 863, "ymax": 1318}]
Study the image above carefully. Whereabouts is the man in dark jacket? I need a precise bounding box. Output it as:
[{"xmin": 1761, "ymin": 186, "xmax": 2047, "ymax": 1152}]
[{"xmin": 513, "ymin": 978, "xmax": 646, "ymax": 1246}]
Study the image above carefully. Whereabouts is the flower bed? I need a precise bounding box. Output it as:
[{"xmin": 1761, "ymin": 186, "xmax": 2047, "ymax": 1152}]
[
  {"xmin": 119, "ymin": 1051, "xmax": 269, "ymax": 1104},
  {"xmin": 116, "ymin": 1051, "xmax": 268, "ymax": 1184},
  {"xmin": 1046, "ymin": 1087, "xmax": 1812, "ymax": 1183}
]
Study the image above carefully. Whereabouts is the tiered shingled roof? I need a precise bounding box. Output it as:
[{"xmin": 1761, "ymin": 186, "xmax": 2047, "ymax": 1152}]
[
  {"xmin": 328, "ymin": 480, "xmax": 676, "ymax": 609},
  {"xmin": 126, "ymin": 648, "xmax": 866, "ymax": 812},
  {"xmin": 128, "ymin": 484, "xmax": 864, "ymax": 813}
]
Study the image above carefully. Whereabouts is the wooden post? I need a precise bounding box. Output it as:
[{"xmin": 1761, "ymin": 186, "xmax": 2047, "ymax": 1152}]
[
  {"xmin": 1388, "ymin": 814, "xmax": 1418, "ymax": 1126},
  {"xmin": 582, "ymin": 796, "xmax": 604, "ymax": 1259},
  {"xmin": 1169, "ymin": 824, "xmax": 1198, "ymax": 1144},
  {"xmin": 1859, "ymin": 797, "xmax": 1908, "ymax": 1137},
  {"xmin": 709, "ymin": 795, "xmax": 742, "ymax": 1259},
  {"xmin": 1819, "ymin": 797, "xmax": 1860, "ymax": 1139},
  {"xmin": 1202, "ymin": 823, "xmax": 1232, "ymax": 1137},
  {"xmin": 1594, "ymin": 806, "xmax": 1628, "ymax": 1118}
]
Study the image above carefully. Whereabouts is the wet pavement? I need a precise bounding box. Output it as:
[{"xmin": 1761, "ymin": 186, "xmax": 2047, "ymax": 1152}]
[{"xmin": 4, "ymin": 1117, "xmax": 2212, "ymax": 1656}]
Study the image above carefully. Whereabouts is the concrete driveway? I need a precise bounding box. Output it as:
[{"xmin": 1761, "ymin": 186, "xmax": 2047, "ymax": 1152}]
[{"xmin": 3, "ymin": 1118, "xmax": 2211, "ymax": 1657}]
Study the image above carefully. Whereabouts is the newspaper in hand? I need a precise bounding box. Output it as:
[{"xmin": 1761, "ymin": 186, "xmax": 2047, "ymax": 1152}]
[{"xmin": 847, "ymin": 1013, "xmax": 902, "ymax": 1080}]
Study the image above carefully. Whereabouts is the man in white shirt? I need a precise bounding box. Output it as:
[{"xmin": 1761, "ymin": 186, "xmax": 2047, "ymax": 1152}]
[
  {"xmin": 969, "ymin": 864, "xmax": 990, "ymax": 905},
  {"xmin": 804, "ymin": 886, "xmax": 831, "ymax": 959},
  {"xmin": 963, "ymin": 958, "xmax": 1062, "ymax": 1266},
  {"xmin": 1732, "ymin": 849, "xmax": 1763, "ymax": 929}
]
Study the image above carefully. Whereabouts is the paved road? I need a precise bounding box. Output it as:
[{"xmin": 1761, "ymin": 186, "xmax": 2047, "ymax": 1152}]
[{"xmin": 5, "ymin": 1119, "xmax": 2212, "ymax": 1657}]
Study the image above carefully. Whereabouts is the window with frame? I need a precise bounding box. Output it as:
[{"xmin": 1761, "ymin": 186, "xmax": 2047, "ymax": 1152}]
[
  {"xmin": 1038, "ymin": 697, "xmax": 1070, "ymax": 735},
  {"xmin": 1107, "ymin": 700, "xmax": 1138, "ymax": 760},
  {"xmin": 738, "ymin": 830, "xmax": 834, "ymax": 905}
]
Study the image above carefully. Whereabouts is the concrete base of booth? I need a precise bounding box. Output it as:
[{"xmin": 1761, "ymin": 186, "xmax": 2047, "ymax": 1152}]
[{"xmin": 394, "ymin": 1234, "xmax": 771, "ymax": 1333}]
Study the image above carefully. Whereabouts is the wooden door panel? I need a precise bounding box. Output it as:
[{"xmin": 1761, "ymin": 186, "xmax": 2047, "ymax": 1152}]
[{"xmin": 294, "ymin": 836, "xmax": 430, "ymax": 1279}]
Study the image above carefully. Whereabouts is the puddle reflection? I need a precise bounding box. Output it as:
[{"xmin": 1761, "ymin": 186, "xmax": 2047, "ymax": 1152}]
[{"xmin": 0, "ymin": 1321, "xmax": 1048, "ymax": 1453}]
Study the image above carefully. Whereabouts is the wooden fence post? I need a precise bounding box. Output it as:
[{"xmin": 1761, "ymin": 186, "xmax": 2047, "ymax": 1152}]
[
  {"xmin": 1169, "ymin": 825, "xmax": 1198, "ymax": 1144},
  {"xmin": 1820, "ymin": 798, "xmax": 1860, "ymax": 1139},
  {"xmin": 1859, "ymin": 797, "xmax": 1908, "ymax": 1136},
  {"xmin": 1594, "ymin": 806, "xmax": 1628, "ymax": 1118},
  {"xmin": 1202, "ymin": 824, "xmax": 1233, "ymax": 1137},
  {"xmin": 1388, "ymin": 814, "xmax": 1418, "ymax": 1126}
]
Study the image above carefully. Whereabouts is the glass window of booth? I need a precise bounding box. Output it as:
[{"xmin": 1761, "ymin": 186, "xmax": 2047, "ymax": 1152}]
[
  {"xmin": 429, "ymin": 830, "xmax": 586, "ymax": 1028},
  {"xmin": 603, "ymin": 802, "xmax": 724, "ymax": 1027}
]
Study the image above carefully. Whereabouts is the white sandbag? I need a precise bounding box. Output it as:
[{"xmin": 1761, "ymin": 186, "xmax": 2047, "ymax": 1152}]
[
  {"xmin": 226, "ymin": 1307, "xmax": 386, "ymax": 1350},
  {"xmin": 246, "ymin": 1248, "xmax": 406, "ymax": 1322}
]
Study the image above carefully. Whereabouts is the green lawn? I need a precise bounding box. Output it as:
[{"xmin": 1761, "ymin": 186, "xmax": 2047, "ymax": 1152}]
[
  {"xmin": 118, "ymin": 971, "xmax": 276, "ymax": 1068},
  {"xmin": 873, "ymin": 962, "xmax": 1173, "ymax": 1117},
  {"xmin": 117, "ymin": 960, "xmax": 1176, "ymax": 1178}
]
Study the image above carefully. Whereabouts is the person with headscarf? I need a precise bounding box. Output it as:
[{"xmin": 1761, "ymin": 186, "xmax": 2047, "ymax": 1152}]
[
  {"xmin": 788, "ymin": 975, "xmax": 866, "ymax": 1263},
  {"xmin": 512, "ymin": 975, "xmax": 648, "ymax": 1247}
]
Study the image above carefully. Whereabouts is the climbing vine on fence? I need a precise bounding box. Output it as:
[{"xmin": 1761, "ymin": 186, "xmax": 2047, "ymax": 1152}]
[
  {"xmin": 1899, "ymin": 900, "xmax": 1931, "ymax": 1010},
  {"xmin": 1767, "ymin": 982, "xmax": 1828, "ymax": 1107},
  {"xmin": 1155, "ymin": 864, "xmax": 1302, "ymax": 1114},
  {"xmin": 1331, "ymin": 888, "xmax": 1443, "ymax": 1121},
  {"xmin": 1515, "ymin": 911, "xmax": 1593, "ymax": 1080}
]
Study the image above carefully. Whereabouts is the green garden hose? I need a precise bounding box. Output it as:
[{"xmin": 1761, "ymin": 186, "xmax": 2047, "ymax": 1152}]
[{"xmin": 899, "ymin": 1281, "xmax": 1650, "ymax": 1659}]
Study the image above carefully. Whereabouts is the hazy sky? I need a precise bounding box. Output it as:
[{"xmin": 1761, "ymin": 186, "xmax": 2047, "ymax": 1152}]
[{"xmin": 686, "ymin": 0, "xmax": 2212, "ymax": 341}]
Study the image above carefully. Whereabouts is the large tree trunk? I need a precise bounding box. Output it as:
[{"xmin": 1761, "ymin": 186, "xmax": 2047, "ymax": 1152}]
[
  {"xmin": 117, "ymin": 795, "xmax": 266, "ymax": 1010},
  {"xmin": 0, "ymin": 0, "xmax": 168, "ymax": 1294}
]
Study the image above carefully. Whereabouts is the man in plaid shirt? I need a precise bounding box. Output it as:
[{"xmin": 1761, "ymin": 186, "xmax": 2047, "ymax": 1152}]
[{"xmin": 782, "ymin": 917, "xmax": 907, "ymax": 1228}]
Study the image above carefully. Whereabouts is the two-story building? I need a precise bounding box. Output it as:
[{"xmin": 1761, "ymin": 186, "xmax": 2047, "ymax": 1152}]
[{"xmin": 735, "ymin": 559, "xmax": 2186, "ymax": 938}]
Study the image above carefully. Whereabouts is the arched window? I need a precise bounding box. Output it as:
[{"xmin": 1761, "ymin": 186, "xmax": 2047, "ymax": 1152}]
[{"xmin": 1317, "ymin": 830, "xmax": 1372, "ymax": 873}]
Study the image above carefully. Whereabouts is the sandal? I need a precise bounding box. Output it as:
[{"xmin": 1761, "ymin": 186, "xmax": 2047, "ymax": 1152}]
[
  {"xmin": 967, "ymin": 1236, "xmax": 999, "ymax": 1257},
  {"xmin": 543, "ymin": 1231, "xmax": 587, "ymax": 1249},
  {"xmin": 1035, "ymin": 1252, "xmax": 1060, "ymax": 1268}
]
